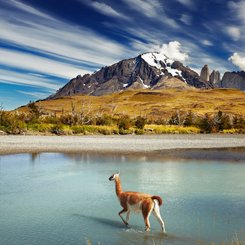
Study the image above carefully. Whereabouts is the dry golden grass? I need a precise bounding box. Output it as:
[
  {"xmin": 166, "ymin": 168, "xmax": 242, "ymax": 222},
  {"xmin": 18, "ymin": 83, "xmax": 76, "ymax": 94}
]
[{"xmin": 17, "ymin": 88, "xmax": 245, "ymax": 120}]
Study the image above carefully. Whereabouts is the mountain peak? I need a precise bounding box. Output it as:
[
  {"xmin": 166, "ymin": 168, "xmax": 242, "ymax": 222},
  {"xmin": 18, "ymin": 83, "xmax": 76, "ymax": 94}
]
[{"xmin": 48, "ymin": 53, "xmax": 212, "ymax": 100}]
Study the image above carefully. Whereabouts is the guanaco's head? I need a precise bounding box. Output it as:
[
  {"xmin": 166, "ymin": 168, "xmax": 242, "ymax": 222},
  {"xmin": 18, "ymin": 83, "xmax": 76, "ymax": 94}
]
[{"xmin": 109, "ymin": 172, "xmax": 120, "ymax": 181}]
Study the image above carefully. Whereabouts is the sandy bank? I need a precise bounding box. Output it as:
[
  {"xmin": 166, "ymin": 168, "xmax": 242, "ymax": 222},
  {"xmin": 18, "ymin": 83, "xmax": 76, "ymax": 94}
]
[{"xmin": 0, "ymin": 135, "xmax": 245, "ymax": 155}]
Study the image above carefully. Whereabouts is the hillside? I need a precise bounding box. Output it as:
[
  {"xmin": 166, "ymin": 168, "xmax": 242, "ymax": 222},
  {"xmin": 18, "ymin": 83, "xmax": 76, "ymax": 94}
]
[{"xmin": 19, "ymin": 88, "xmax": 245, "ymax": 120}]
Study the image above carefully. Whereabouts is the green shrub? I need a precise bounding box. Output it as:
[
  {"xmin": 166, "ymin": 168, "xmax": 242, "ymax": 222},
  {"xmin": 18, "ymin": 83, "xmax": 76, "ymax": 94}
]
[
  {"xmin": 183, "ymin": 111, "xmax": 195, "ymax": 126},
  {"xmin": 118, "ymin": 115, "xmax": 131, "ymax": 130},
  {"xmin": 95, "ymin": 114, "xmax": 113, "ymax": 126},
  {"xmin": 197, "ymin": 114, "xmax": 212, "ymax": 133},
  {"xmin": 71, "ymin": 125, "xmax": 85, "ymax": 134},
  {"xmin": 135, "ymin": 129, "xmax": 144, "ymax": 135},
  {"xmin": 50, "ymin": 124, "xmax": 65, "ymax": 135},
  {"xmin": 135, "ymin": 116, "xmax": 146, "ymax": 129},
  {"xmin": 119, "ymin": 128, "xmax": 134, "ymax": 135}
]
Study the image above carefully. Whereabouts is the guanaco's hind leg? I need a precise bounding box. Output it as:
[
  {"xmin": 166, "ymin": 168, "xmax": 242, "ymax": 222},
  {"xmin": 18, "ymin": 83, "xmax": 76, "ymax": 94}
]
[
  {"xmin": 142, "ymin": 201, "xmax": 153, "ymax": 231},
  {"xmin": 153, "ymin": 200, "xmax": 166, "ymax": 232},
  {"xmin": 126, "ymin": 210, "xmax": 130, "ymax": 224},
  {"xmin": 118, "ymin": 208, "xmax": 129, "ymax": 226}
]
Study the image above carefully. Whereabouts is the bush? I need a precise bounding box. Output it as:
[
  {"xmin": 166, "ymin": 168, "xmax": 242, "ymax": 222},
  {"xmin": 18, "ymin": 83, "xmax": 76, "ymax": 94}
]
[
  {"xmin": 28, "ymin": 123, "xmax": 51, "ymax": 133},
  {"xmin": 71, "ymin": 125, "xmax": 85, "ymax": 134},
  {"xmin": 0, "ymin": 111, "xmax": 26, "ymax": 134},
  {"xmin": 119, "ymin": 128, "xmax": 134, "ymax": 135},
  {"xmin": 135, "ymin": 116, "xmax": 146, "ymax": 129},
  {"xmin": 50, "ymin": 124, "xmax": 65, "ymax": 135},
  {"xmin": 135, "ymin": 129, "xmax": 144, "ymax": 135},
  {"xmin": 198, "ymin": 114, "xmax": 212, "ymax": 133},
  {"xmin": 60, "ymin": 114, "xmax": 79, "ymax": 126},
  {"xmin": 213, "ymin": 111, "xmax": 232, "ymax": 131},
  {"xmin": 118, "ymin": 115, "xmax": 131, "ymax": 130},
  {"xmin": 95, "ymin": 114, "xmax": 113, "ymax": 126},
  {"xmin": 233, "ymin": 116, "xmax": 245, "ymax": 129},
  {"xmin": 183, "ymin": 111, "xmax": 195, "ymax": 127},
  {"xmin": 145, "ymin": 124, "xmax": 200, "ymax": 134}
]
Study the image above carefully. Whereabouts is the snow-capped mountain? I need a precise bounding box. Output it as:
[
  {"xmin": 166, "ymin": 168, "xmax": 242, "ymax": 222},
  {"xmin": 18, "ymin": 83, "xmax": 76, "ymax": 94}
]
[{"xmin": 49, "ymin": 52, "xmax": 212, "ymax": 99}]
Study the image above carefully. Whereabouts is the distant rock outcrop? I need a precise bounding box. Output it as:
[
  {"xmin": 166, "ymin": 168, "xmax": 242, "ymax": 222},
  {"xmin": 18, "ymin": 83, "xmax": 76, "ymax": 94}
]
[
  {"xmin": 221, "ymin": 71, "xmax": 245, "ymax": 90},
  {"xmin": 209, "ymin": 70, "xmax": 221, "ymax": 87},
  {"xmin": 200, "ymin": 64, "xmax": 210, "ymax": 82},
  {"xmin": 49, "ymin": 52, "xmax": 211, "ymax": 99},
  {"xmin": 171, "ymin": 61, "xmax": 211, "ymax": 88}
]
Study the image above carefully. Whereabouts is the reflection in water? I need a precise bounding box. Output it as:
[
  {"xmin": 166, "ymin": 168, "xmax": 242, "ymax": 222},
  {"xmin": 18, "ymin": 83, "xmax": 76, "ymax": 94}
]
[
  {"xmin": 30, "ymin": 153, "xmax": 40, "ymax": 163},
  {"xmin": 73, "ymin": 214, "xmax": 203, "ymax": 245}
]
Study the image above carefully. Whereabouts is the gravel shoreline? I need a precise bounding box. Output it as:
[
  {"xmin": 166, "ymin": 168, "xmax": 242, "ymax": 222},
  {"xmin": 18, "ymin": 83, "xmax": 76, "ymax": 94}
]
[{"xmin": 1, "ymin": 135, "xmax": 245, "ymax": 155}]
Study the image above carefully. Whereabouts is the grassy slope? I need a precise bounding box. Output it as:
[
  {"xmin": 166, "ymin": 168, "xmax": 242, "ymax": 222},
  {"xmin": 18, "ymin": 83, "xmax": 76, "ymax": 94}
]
[{"xmin": 18, "ymin": 88, "xmax": 245, "ymax": 119}]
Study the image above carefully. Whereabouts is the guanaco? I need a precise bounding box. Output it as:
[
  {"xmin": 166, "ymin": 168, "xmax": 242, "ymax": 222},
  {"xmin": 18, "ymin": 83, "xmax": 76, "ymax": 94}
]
[{"xmin": 109, "ymin": 172, "xmax": 166, "ymax": 232}]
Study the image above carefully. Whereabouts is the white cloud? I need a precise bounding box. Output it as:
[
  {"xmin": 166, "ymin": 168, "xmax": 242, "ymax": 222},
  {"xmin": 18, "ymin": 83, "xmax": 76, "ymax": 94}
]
[
  {"xmin": 0, "ymin": 0, "xmax": 135, "ymax": 68},
  {"xmin": 180, "ymin": 14, "xmax": 192, "ymax": 25},
  {"xmin": 122, "ymin": 0, "xmax": 160, "ymax": 18},
  {"xmin": 229, "ymin": 52, "xmax": 245, "ymax": 70},
  {"xmin": 90, "ymin": 2, "xmax": 128, "ymax": 19},
  {"xmin": 0, "ymin": 68, "xmax": 60, "ymax": 91},
  {"xmin": 176, "ymin": 0, "xmax": 194, "ymax": 9},
  {"xmin": 0, "ymin": 48, "xmax": 89, "ymax": 79},
  {"xmin": 226, "ymin": 26, "xmax": 241, "ymax": 41},
  {"xmin": 122, "ymin": 0, "xmax": 179, "ymax": 28},
  {"xmin": 228, "ymin": 1, "xmax": 245, "ymax": 24},
  {"xmin": 16, "ymin": 90, "xmax": 51, "ymax": 99},
  {"xmin": 159, "ymin": 41, "xmax": 189, "ymax": 62},
  {"xmin": 8, "ymin": 0, "xmax": 54, "ymax": 20},
  {"xmin": 202, "ymin": 40, "xmax": 213, "ymax": 46}
]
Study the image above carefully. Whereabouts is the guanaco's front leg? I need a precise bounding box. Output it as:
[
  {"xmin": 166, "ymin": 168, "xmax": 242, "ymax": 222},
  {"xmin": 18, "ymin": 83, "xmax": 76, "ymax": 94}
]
[{"xmin": 118, "ymin": 208, "xmax": 129, "ymax": 226}]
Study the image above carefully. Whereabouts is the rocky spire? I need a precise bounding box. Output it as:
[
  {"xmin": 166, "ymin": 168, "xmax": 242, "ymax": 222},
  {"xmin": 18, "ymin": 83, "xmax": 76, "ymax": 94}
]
[
  {"xmin": 209, "ymin": 70, "xmax": 221, "ymax": 87},
  {"xmin": 200, "ymin": 64, "xmax": 210, "ymax": 81}
]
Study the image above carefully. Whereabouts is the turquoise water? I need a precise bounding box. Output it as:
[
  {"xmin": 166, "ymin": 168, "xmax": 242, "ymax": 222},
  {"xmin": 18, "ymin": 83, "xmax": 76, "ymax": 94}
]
[{"xmin": 0, "ymin": 152, "xmax": 245, "ymax": 245}]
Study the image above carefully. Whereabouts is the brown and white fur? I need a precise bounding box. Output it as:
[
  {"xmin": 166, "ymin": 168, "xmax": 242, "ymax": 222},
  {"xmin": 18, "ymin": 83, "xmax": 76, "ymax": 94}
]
[{"xmin": 109, "ymin": 173, "xmax": 166, "ymax": 232}]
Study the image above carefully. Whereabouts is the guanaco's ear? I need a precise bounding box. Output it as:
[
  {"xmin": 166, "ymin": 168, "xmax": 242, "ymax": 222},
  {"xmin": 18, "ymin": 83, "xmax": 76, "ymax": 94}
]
[{"xmin": 118, "ymin": 171, "xmax": 120, "ymax": 175}]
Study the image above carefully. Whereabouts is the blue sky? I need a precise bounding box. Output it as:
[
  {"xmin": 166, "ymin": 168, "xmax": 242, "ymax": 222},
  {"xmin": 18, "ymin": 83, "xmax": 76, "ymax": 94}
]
[{"xmin": 0, "ymin": 0, "xmax": 245, "ymax": 110}]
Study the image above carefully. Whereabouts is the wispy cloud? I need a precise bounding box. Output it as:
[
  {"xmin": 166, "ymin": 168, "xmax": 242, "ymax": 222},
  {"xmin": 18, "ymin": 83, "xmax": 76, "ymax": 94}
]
[
  {"xmin": 0, "ymin": 48, "xmax": 89, "ymax": 79},
  {"xmin": 202, "ymin": 39, "xmax": 213, "ymax": 46},
  {"xmin": 180, "ymin": 14, "xmax": 192, "ymax": 25},
  {"xmin": 16, "ymin": 90, "xmax": 51, "ymax": 99},
  {"xmin": 0, "ymin": 68, "xmax": 60, "ymax": 91},
  {"xmin": 0, "ymin": 0, "xmax": 138, "ymax": 101},
  {"xmin": 7, "ymin": 0, "xmax": 54, "ymax": 20},
  {"xmin": 228, "ymin": 1, "xmax": 245, "ymax": 25},
  {"xmin": 122, "ymin": 0, "xmax": 179, "ymax": 28},
  {"xmin": 176, "ymin": 0, "xmax": 195, "ymax": 9},
  {"xmin": 226, "ymin": 26, "xmax": 241, "ymax": 41},
  {"xmin": 90, "ymin": 1, "xmax": 128, "ymax": 19},
  {"xmin": 122, "ymin": 0, "xmax": 160, "ymax": 18}
]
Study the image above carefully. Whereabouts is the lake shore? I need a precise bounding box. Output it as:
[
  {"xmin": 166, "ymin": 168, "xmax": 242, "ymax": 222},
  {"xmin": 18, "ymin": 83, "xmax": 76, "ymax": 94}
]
[{"xmin": 1, "ymin": 135, "xmax": 245, "ymax": 161}]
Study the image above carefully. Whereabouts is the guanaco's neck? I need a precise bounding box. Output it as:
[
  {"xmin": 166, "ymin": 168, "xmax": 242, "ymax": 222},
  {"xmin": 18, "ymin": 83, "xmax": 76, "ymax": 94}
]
[{"xmin": 115, "ymin": 177, "xmax": 123, "ymax": 197}]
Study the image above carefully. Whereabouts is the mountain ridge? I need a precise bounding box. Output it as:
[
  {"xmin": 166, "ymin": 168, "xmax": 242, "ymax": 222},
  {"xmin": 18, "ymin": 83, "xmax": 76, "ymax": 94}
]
[
  {"xmin": 48, "ymin": 52, "xmax": 245, "ymax": 100},
  {"xmin": 48, "ymin": 52, "xmax": 211, "ymax": 99}
]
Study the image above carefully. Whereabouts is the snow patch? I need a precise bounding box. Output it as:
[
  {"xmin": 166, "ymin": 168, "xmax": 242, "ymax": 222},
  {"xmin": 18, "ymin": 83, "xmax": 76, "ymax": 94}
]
[
  {"xmin": 123, "ymin": 83, "xmax": 128, "ymax": 88},
  {"xmin": 139, "ymin": 77, "xmax": 150, "ymax": 88},
  {"xmin": 141, "ymin": 52, "xmax": 186, "ymax": 82},
  {"xmin": 141, "ymin": 52, "xmax": 173, "ymax": 69}
]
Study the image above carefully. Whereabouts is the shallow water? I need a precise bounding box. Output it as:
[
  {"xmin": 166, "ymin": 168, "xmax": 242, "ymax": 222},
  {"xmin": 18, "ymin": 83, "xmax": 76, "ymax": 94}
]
[{"xmin": 0, "ymin": 152, "xmax": 245, "ymax": 245}]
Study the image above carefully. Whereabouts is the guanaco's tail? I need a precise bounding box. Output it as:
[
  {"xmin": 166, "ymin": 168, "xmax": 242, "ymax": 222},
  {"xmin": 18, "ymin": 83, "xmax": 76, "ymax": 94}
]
[{"xmin": 151, "ymin": 196, "xmax": 163, "ymax": 206}]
